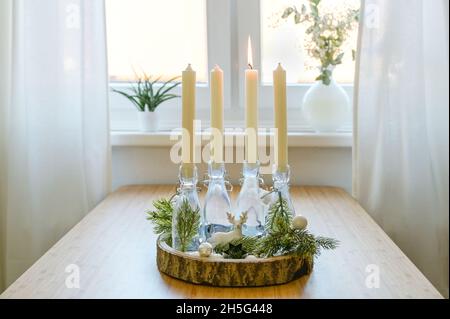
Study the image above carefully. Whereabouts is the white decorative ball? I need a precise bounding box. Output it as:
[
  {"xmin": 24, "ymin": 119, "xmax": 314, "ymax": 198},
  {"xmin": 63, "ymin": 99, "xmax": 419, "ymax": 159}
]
[
  {"xmin": 245, "ymin": 255, "xmax": 258, "ymax": 260},
  {"xmin": 292, "ymin": 215, "xmax": 308, "ymax": 230},
  {"xmin": 198, "ymin": 242, "xmax": 213, "ymax": 257}
]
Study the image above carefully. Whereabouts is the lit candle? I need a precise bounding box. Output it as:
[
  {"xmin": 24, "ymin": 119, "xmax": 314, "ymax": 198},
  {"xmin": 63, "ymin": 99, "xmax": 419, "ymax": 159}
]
[
  {"xmin": 182, "ymin": 64, "xmax": 196, "ymax": 176},
  {"xmin": 273, "ymin": 63, "xmax": 288, "ymax": 171},
  {"xmin": 245, "ymin": 36, "xmax": 259, "ymax": 164},
  {"xmin": 210, "ymin": 65, "xmax": 224, "ymax": 164}
]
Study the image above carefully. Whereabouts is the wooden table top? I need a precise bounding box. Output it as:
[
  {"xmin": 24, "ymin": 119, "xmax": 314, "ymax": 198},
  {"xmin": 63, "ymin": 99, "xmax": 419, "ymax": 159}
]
[{"xmin": 1, "ymin": 185, "xmax": 442, "ymax": 299}]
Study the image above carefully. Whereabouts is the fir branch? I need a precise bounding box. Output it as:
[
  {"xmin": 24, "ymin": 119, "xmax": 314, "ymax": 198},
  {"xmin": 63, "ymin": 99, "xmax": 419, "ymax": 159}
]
[
  {"xmin": 146, "ymin": 198, "xmax": 173, "ymax": 237},
  {"xmin": 254, "ymin": 229, "xmax": 339, "ymax": 259},
  {"xmin": 175, "ymin": 199, "xmax": 201, "ymax": 252},
  {"xmin": 214, "ymin": 236, "xmax": 259, "ymax": 258},
  {"xmin": 256, "ymin": 192, "xmax": 338, "ymax": 258},
  {"xmin": 146, "ymin": 194, "xmax": 339, "ymax": 259},
  {"xmin": 265, "ymin": 191, "xmax": 293, "ymax": 234},
  {"xmin": 314, "ymin": 236, "xmax": 339, "ymax": 253}
]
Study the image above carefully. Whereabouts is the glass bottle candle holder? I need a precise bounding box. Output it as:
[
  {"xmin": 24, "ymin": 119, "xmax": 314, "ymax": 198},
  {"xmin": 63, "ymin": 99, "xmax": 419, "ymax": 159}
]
[
  {"xmin": 203, "ymin": 161, "xmax": 232, "ymax": 240},
  {"xmin": 172, "ymin": 164, "xmax": 203, "ymax": 252},
  {"xmin": 268, "ymin": 164, "xmax": 295, "ymax": 216},
  {"xmin": 235, "ymin": 161, "xmax": 265, "ymax": 237}
]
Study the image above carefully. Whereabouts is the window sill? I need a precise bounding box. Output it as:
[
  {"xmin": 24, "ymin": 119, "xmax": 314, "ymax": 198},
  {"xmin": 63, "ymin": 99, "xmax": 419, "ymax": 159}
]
[{"xmin": 110, "ymin": 131, "xmax": 352, "ymax": 148}]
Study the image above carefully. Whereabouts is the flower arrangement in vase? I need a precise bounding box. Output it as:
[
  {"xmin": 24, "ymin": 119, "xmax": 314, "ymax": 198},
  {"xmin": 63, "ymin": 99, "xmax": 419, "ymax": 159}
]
[{"xmin": 282, "ymin": 0, "xmax": 359, "ymax": 132}]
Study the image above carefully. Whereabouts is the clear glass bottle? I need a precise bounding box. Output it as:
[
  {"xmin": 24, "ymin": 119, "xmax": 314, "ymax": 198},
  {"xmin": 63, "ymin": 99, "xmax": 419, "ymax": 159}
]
[
  {"xmin": 268, "ymin": 164, "xmax": 295, "ymax": 216},
  {"xmin": 203, "ymin": 162, "xmax": 232, "ymax": 240},
  {"xmin": 235, "ymin": 161, "xmax": 265, "ymax": 237},
  {"xmin": 172, "ymin": 164, "xmax": 203, "ymax": 252}
]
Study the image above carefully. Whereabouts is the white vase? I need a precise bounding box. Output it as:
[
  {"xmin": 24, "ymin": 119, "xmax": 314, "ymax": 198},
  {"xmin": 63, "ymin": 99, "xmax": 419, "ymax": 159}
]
[
  {"xmin": 302, "ymin": 78, "xmax": 350, "ymax": 132},
  {"xmin": 137, "ymin": 111, "xmax": 159, "ymax": 132}
]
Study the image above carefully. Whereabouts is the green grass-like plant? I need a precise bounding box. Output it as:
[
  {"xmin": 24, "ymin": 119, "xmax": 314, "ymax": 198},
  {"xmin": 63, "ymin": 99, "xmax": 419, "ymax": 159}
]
[{"xmin": 113, "ymin": 74, "xmax": 180, "ymax": 112}]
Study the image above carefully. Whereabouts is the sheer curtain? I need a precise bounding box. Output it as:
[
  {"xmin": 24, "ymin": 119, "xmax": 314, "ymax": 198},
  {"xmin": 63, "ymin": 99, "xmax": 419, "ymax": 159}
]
[
  {"xmin": 0, "ymin": 0, "xmax": 111, "ymax": 291},
  {"xmin": 354, "ymin": 0, "xmax": 449, "ymax": 297},
  {"xmin": 0, "ymin": 0, "xmax": 13, "ymax": 292}
]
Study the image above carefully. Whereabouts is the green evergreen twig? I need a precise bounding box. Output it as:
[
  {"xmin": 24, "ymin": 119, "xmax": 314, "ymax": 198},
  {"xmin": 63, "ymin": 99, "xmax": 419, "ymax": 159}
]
[
  {"xmin": 146, "ymin": 198, "xmax": 173, "ymax": 237},
  {"xmin": 265, "ymin": 191, "xmax": 293, "ymax": 234},
  {"xmin": 175, "ymin": 199, "xmax": 200, "ymax": 252},
  {"xmin": 255, "ymin": 193, "xmax": 339, "ymax": 258},
  {"xmin": 146, "ymin": 193, "xmax": 338, "ymax": 259},
  {"xmin": 214, "ymin": 236, "xmax": 259, "ymax": 258}
]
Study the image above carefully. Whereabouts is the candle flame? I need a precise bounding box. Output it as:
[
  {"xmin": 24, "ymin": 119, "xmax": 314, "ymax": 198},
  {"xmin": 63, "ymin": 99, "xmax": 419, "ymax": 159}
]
[{"xmin": 247, "ymin": 36, "xmax": 253, "ymax": 69}]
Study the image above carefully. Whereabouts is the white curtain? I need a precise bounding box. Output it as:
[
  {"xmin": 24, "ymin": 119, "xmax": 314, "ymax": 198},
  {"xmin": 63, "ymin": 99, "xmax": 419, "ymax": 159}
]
[
  {"xmin": 0, "ymin": 0, "xmax": 111, "ymax": 291},
  {"xmin": 354, "ymin": 0, "xmax": 449, "ymax": 297},
  {"xmin": 0, "ymin": 0, "xmax": 13, "ymax": 292}
]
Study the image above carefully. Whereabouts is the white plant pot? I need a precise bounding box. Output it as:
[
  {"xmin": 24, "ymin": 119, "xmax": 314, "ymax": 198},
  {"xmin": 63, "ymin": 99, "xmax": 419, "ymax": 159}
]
[
  {"xmin": 302, "ymin": 78, "xmax": 350, "ymax": 132},
  {"xmin": 137, "ymin": 111, "xmax": 159, "ymax": 132}
]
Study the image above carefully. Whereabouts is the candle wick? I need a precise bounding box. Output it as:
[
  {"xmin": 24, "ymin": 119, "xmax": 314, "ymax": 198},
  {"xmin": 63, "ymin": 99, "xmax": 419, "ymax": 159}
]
[{"xmin": 248, "ymin": 63, "xmax": 253, "ymax": 69}]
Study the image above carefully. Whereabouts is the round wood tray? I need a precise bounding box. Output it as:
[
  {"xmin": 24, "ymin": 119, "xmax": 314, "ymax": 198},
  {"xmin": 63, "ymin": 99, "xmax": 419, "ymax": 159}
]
[{"xmin": 156, "ymin": 236, "xmax": 313, "ymax": 287}]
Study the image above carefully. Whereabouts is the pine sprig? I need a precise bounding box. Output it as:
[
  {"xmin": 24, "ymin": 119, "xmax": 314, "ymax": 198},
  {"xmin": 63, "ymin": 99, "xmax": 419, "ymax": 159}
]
[
  {"xmin": 146, "ymin": 194, "xmax": 338, "ymax": 259},
  {"xmin": 265, "ymin": 191, "xmax": 293, "ymax": 234},
  {"xmin": 255, "ymin": 193, "xmax": 339, "ymax": 258},
  {"xmin": 254, "ymin": 229, "xmax": 338, "ymax": 258},
  {"xmin": 175, "ymin": 199, "xmax": 201, "ymax": 252},
  {"xmin": 146, "ymin": 198, "xmax": 173, "ymax": 237},
  {"xmin": 214, "ymin": 236, "xmax": 259, "ymax": 258},
  {"xmin": 314, "ymin": 236, "xmax": 339, "ymax": 252}
]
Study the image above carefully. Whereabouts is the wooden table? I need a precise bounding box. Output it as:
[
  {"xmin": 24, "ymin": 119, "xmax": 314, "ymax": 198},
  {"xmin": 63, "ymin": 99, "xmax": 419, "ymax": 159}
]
[{"xmin": 1, "ymin": 185, "xmax": 442, "ymax": 299}]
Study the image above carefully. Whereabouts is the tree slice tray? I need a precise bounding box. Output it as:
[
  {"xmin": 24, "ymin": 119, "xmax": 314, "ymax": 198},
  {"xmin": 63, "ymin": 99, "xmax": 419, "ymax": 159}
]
[{"xmin": 156, "ymin": 236, "xmax": 313, "ymax": 287}]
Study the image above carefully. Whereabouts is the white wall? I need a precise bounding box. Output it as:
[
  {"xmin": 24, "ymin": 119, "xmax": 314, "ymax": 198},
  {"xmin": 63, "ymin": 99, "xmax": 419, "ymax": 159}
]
[{"xmin": 112, "ymin": 146, "xmax": 352, "ymax": 193}]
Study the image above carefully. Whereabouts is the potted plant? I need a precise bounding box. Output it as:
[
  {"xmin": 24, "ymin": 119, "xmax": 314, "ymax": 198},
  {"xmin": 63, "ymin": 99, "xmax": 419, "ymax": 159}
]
[
  {"xmin": 282, "ymin": 0, "xmax": 359, "ymax": 132},
  {"xmin": 113, "ymin": 75, "xmax": 180, "ymax": 132}
]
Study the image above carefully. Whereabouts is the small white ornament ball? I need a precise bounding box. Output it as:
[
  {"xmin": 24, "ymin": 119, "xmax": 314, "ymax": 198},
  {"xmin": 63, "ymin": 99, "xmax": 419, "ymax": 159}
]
[
  {"xmin": 292, "ymin": 215, "xmax": 308, "ymax": 230},
  {"xmin": 245, "ymin": 255, "xmax": 258, "ymax": 260},
  {"xmin": 198, "ymin": 242, "xmax": 213, "ymax": 257}
]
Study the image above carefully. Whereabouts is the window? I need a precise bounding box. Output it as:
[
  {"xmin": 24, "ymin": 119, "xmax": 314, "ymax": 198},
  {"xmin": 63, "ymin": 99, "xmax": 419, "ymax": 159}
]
[
  {"xmin": 106, "ymin": 0, "xmax": 359, "ymax": 132},
  {"xmin": 106, "ymin": 0, "xmax": 208, "ymax": 82},
  {"xmin": 261, "ymin": 0, "xmax": 359, "ymax": 84}
]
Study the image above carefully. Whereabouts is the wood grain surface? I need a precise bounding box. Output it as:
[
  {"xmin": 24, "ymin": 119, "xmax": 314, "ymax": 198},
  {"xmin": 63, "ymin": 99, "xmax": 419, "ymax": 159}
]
[
  {"xmin": 156, "ymin": 238, "xmax": 313, "ymax": 287},
  {"xmin": 0, "ymin": 185, "xmax": 443, "ymax": 299}
]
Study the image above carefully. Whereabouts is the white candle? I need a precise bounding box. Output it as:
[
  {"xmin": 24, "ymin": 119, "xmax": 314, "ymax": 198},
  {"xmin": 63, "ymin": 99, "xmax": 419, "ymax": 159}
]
[
  {"xmin": 245, "ymin": 36, "xmax": 258, "ymax": 164},
  {"xmin": 210, "ymin": 65, "xmax": 224, "ymax": 164},
  {"xmin": 273, "ymin": 63, "xmax": 288, "ymax": 171},
  {"xmin": 182, "ymin": 64, "xmax": 196, "ymax": 176}
]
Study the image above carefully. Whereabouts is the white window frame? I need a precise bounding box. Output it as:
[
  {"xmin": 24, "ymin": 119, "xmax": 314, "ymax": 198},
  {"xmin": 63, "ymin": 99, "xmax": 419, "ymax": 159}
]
[{"xmin": 109, "ymin": 0, "xmax": 353, "ymax": 132}]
